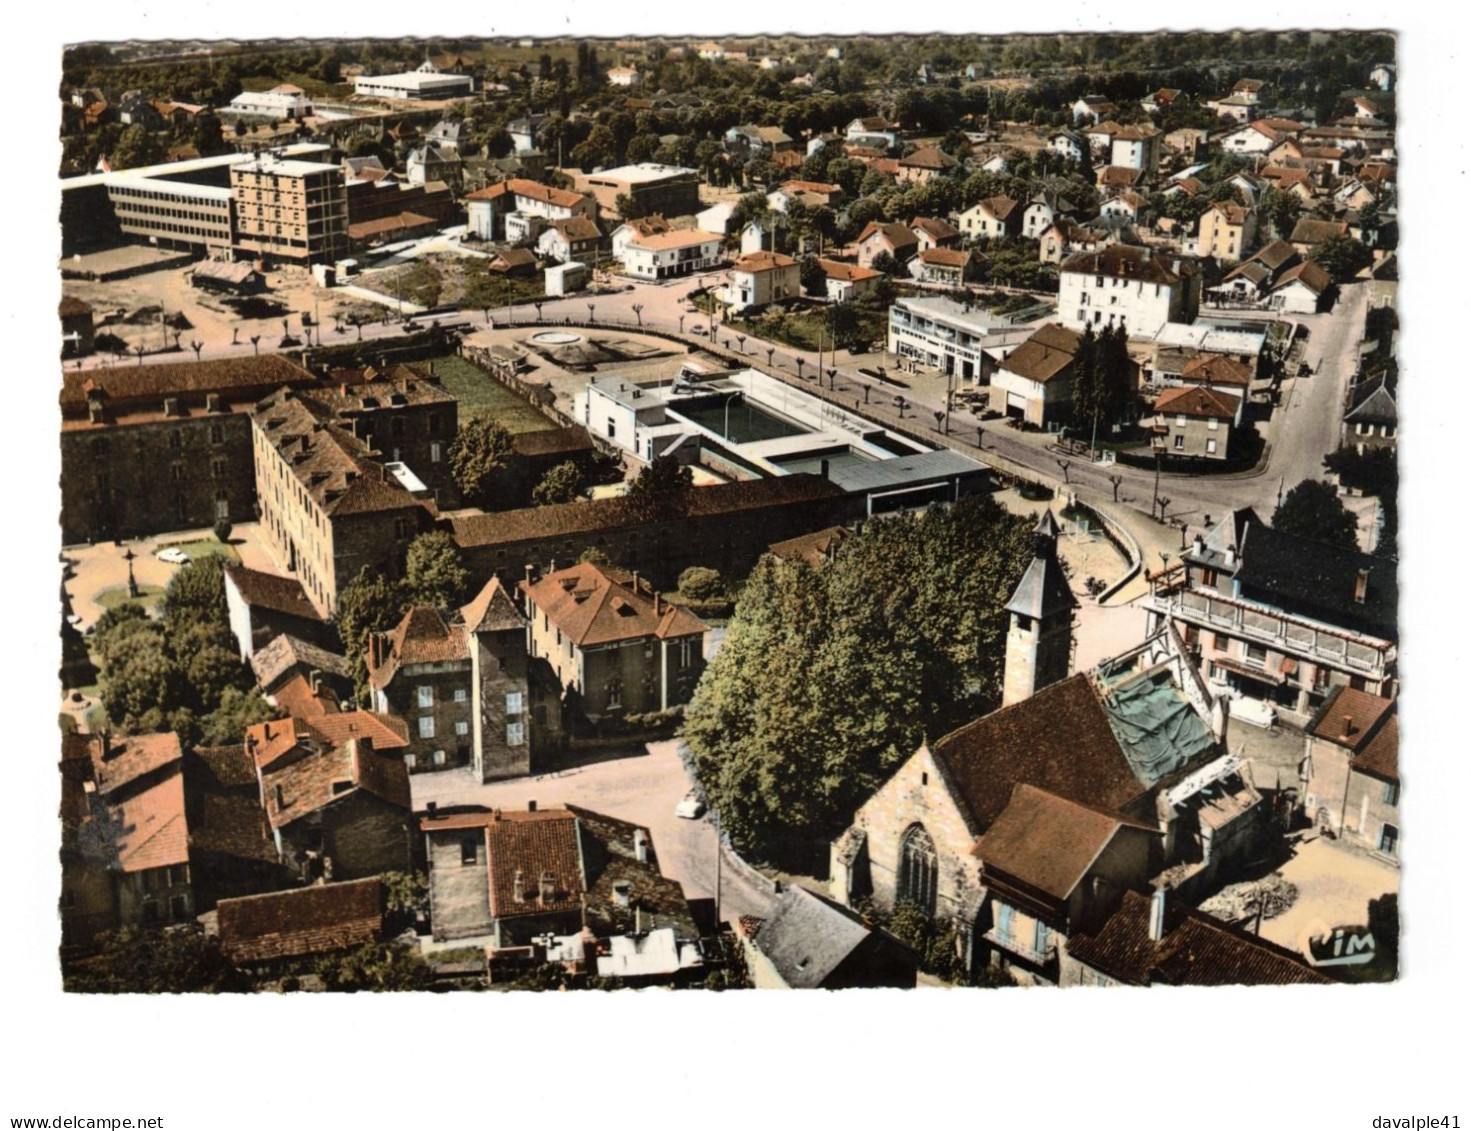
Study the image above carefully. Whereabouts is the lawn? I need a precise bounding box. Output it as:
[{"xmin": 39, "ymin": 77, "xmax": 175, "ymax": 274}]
[
  {"xmin": 728, "ymin": 304, "xmax": 888, "ymax": 355},
  {"xmin": 424, "ymin": 354, "xmax": 555, "ymax": 435},
  {"xmin": 95, "ymin": 584, "xmax": 165, "ymax": 613},
  {"xmin": 156, "ymin": 539, "xmax": 241, "ymax": 563}
]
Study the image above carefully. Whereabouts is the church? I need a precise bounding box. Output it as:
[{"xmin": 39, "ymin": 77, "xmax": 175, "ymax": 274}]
[{"xmin": 828, "ymin": 510, "xmax": 1257, "ymax": 984}]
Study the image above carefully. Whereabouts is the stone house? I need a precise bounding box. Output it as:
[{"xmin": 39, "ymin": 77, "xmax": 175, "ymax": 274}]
[
  {"xmin": 957, "ymin": 195, "xmax": 1020, "ymax": 241},
  {"xmin": 829, "ymin": 523, "xmax": 1227, "ymax": 981},
  {"xmin": 224, "ymin": 563, "xmax": 336, "ymax": 661},
  {"xmin": 464, "ymin": 178, "xmax": 596, "ymax": 242},
  {"xmin": 367, "ymin": 578, "xmax": 548, "ymax": 780},
  {"xmin": 854, "ymin": 221, "xmax": 918, "ymax": 270},
  {"xmin": 895, "ymin": 146, "xmax": 958, "ymax": 185},
  {"xmin": 908, "ymin": 216, "xmax": 963, "ymax": 253},
  {"xmin": 736, "ymin": 885, "xmax": 917, "ymax": 989},
  {"xmin": 218, "ymin": 877, "xmax": 386, "ymax": 966},
  {"xmin": 247, "ymin": 712, "xmax": 414, "ymax": 882},
  {"xmin": 1058, "ymin": 245, "xmax": 1201, "ymax": 338},
  {"xmin": 1151, "ymin": 385, "xmax": 1242, "ymax": 460},
  {"xmin": 521, "ymin": 563, "xmax": 708, "ymax": 722},
  {"xmin": 1064, "ymin": 889, "xmax": 1332, "ymax": 986},
  {"xmin": 535, "ymin": 216, "xmax": 604, "ymax": 264},
  {"xmin": 251, "ymin": 389, "xmax": 437, "ymax": 618},
  {"xmin": 1196, "ymin": 201, "xmax": 1258, "ymax": 264},
  {"xmin": 989, "ymin": 322, "xmax": 1089, "ymax": 428},
  {"xmin": 1341, "ymin": 378, "xmax": 1397, "ymax": 455},
  {"xmin": 421, "ymin": 802, "xmax": 698, "ymax": 949},
  {"xmin": 1300, "ymin": 689, "xmax": 1399, "ymax": 860},
  {"xmin": 59, "ymin": 355, "xmax": 318, "ymax": 546},
  {"xmin": 718, "ymin": 251, "xmax": 801, "ymax": 312}
]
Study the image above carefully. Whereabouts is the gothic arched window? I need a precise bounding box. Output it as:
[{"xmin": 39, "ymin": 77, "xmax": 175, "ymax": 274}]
[{"xmin": 899, "ymin": 824, "xmax": 938, "ymax": 916}]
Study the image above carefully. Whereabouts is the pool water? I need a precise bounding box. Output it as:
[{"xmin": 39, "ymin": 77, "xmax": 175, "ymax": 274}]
[{"xmin": 669, "ymin": 396, "xmax": 807, "ymax": 444}]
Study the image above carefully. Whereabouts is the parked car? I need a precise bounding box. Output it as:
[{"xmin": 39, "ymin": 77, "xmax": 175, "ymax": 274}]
[
  {"xmin": 674, "ymin": 791, "xmax": 706, "ymax": 820},
  {"xmin": 155, "ymin": 547, "xmax": 190, "ymax": 565}
]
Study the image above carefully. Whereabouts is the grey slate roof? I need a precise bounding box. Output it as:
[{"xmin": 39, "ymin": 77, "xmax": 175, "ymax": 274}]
[
  {"xmin": 750, "ymin": 886, "xmax": 877, "ymax": 988},
  {"xmin": 1005, "ymin": 511, "xmax": 1077, "ymax": 620},
  {"xmin": 250, "ymin": 634, "xmax": 350, "ymax": 691}
]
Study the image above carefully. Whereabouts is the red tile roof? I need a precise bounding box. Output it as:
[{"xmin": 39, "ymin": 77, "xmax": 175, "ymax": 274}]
[
  {"xmin": 910, "ymin": 215, "xmax": 963, "ymax": 240},
  {"xmin": 857, "ymin": 221, "xmax": 919, "ymax": 253},
  {"xmin": 224, "ymin": 563, "xmax": 323, "ymax": 622},
  {"xmin": 368, "ymin": 605, "xmax": 469, "ymax": 689},
  {"xmin": 930, "ymin": 674, "xmax": 1152, "ymax": 834},
  {"xmin": 1308, "ymin": 688, "xmax": 1395, "ymax": 753},
  {"xmin": 920, "ymin": 248, "xmax": 972, "ymax": 269},
  {"xmin": 1180, "ymin": 354, "xmax": 1254, "ymax": 389},
  {"xmin": 1062, "ymin": 244, "xmax": 1182, "ymax": 285},
  {"xmin": 110, "ymin": 773, "xmax": 189, "ymax": 873},
  {"xmin": 449, "ymin": 474, "xmax": 846, "ymax": 548},
  {"xmin": 1066, "ymin": 890, "xmax": 1333, "ymax": 986},
  {"xmin": 466, "ymin": 177, "xmax": 589, "ymax": 211},
  {"xmin": 1355, "ymin": 713, "xmax": 1398, "ymax": 784},
  {"xmin": 899, "ymin": 145, "xmax": 957, "ymax": 170},
  {"xmin": 217, "ymin": 878, "xmax": 384, "ymax": 964},
  {"xmin": 60, "ymin": 355, "xmax": 315, "ymax": 416},
  {"xmin": 521, "ymin": 563, "xmax": 707, "ymax": 648},
  {"xmin": 1154, "ymin": 385, "xmax": 1241, "ymax": 420},
  {"xmin": 732, "ymin": 250, "xmax": 797, "ymax": 273},
  {"xmin": 976, "ymin": 784, "xmax": 1159, "ymax": 904},
  {"xmin": 483, "ymin": 809, "xmax": 586, "ymax": 919},
  {"xmin": 999, "ymin": 322, "xmax": 1084, "ymax": 385},
  {"xmin": 818, "ymin": 259, "xmax": 880, "ymax": 283},
  {"xmin": 258, "ymin": 720, "xmax": 411, "ymax": 830},
  {"xmin": 1275, "ymin": 260, "xmax": 1331, "ymax": 295},
  {"xmin": 461, "ymin": 576, "xmax": 525, "ymax": 634},
  {"xmin": 85, "ymin": 731, "xmax": 183, "ymax": 797}
]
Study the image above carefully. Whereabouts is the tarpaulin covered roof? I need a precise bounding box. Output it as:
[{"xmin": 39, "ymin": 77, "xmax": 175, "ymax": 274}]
[{"xmin": 1094, "ymin": 664, "xmax": 1216, "ymax": 787}]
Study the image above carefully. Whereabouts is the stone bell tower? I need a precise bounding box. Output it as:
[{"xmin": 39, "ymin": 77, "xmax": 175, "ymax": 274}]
[{"xmin": 1002, "ymin": 509, "xmax": 1077, "ymax": 708}]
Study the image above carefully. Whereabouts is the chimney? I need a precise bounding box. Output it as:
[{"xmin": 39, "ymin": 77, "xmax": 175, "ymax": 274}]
[
  {"xmin": 631, "ymin": 569, "xmax": 640, "ymax": 593},
  {"xmin": 1148, "ymin": 887, "xmax": 1168, "ymax": 942},
  {"xmin": 527, "ymin": 799, "xmax": 537, "ymax": 812},
  {"xmin": 1341, "ymin": 715, "xmax": 1357, "ymax": 741},
  {"xmin": 634, "ymin": 828, "xmax": 650, "ymax": 864},
  {"xmin": 1192, "ymin": 534, "xmax": 1205, "ymax": 557},
  {"xmin": 538, "ymin": 870, "xmax": 556, "ymax": 904},
  {"xmin": 1354, "ymin": 568, "xmax": 1370, "ymax": 604},
  {"xmin": 426, "ymin": 800, "xmax": 438, "ymax": 817},
  {"xmin": 654, "ymin": 591, "xmax": 661, "ymax": 615},
  {"xmin": 309, "ymin": 669, "xmax": 322, "ymax": 696},
  {"xmin": 513, "ymin": 869, "xmax": 526, "ymax": 903}
]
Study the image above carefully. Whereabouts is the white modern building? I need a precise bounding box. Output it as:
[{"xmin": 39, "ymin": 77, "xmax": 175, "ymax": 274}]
[
  {"xmin": 228, "ymin": 84, "xmax": 314, "ymax": 120},
  {"xmin": 887, "ymin": 295, "xmax": 1037, "ymax": 381},
  {"xmin": 354, "ymin": 62, "xmax": 474, "ymax": 100},
  {"xmin": 618, "ymin": 229, "xmax": 723, "ymax": 280}
]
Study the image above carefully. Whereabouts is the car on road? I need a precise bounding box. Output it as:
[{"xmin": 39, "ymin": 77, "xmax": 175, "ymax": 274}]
[
  {"xmin": 155, "ymin": 547, "xmax": 190, "ymax": 565},
  {"xmin": 674, "ymin": 791, "xmax": 706, "ymax": 820},
  {"xmin": 690, "ymin": 325, "xmax": 707, "ymax": 336}
]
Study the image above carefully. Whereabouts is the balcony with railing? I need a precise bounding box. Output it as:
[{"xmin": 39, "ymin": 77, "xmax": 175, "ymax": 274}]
[
  {"xmin": 983, "ymin": 927, "xmax": 1058, "ymax": 966},
  {"xmin": 1150, "ymin": 579, "xmax": 1392, "ymax": 677}
]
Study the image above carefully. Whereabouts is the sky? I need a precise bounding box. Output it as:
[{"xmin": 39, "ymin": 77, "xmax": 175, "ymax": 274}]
[{"xmin": 7, "ymin": 5, "xmax": 1463, "ymax": 1129}]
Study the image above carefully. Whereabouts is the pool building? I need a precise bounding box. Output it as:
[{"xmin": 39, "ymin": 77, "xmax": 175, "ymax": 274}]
[{"xmin": 574, "ymin": 367, "xmax": 992, "ymax": 514}]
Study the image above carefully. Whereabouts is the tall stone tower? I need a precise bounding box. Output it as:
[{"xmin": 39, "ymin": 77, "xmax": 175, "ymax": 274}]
[{"xmin": 1002, "ymin": 509, "xmax": 1077, "ymax": 708}]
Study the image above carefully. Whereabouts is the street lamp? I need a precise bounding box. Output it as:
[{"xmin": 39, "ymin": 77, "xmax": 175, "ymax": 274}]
[
  {"xmin": 122, "ymin": 547, "xmax": 138, "ymax": 599},
  {"xmin": 722, "ymin": 390, "xmax": 741, "ymax": 441}
]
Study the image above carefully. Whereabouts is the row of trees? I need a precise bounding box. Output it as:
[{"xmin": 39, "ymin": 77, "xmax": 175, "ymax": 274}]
[{"xmin": 683, "ymin": 497, "xmax": 1034, "ymax": 866}]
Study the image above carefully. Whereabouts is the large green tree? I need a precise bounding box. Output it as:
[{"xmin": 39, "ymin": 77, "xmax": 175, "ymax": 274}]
[
  {"xmin": 448, "ymin": 417, "xmax": 514, "ymax": 506},
  {"xmin": 65, "ymin": 927, "xmax": 246, "ymax": 993},
  {"xmin": 404, "ymin": 531, "xmax": 470, "ymax": 610},
  {"xmin": 683, "ymin": 497, "xmax": 1033, "ymax": 864},
  {"xmin": 532, "ymin": 460, "xmax": 588, "ymax": 506},
  {"xmin": 333, "ymin": 567, "xmax": 411, "ymax": 697},
  {"xmin": 1273, "ymin": 478, "xmax": 1360, "ymax": 549},
  {"xmin": 1310, "ymin": 234, "xmax": 1373, "ymax": 283}
]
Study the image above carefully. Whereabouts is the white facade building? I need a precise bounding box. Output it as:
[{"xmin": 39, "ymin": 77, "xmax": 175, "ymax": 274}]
[
  {"xmin": 619, "ymin": 230, "xmax": 723, "ymax": 280},
  {"xmin": 1059, "ymin": 245, "xmax": 1199, "ymax": 337}
]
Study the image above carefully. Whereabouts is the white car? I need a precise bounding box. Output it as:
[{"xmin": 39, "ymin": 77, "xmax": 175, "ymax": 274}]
[
  {"xmin": 155, "ymin": 547, "xmax": 190, "ymax": 565},
  {"xmin": 674, "ymin": 792, "xmax": 706, "ymax": 820}
]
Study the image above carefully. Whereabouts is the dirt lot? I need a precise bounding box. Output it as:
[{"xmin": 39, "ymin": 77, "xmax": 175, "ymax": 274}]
[
  {"xmin": 62, "ymin": 260, "xmax": 361, "ymax": 362},
  {"xmin": 1256, "ymin": 836, "xmax": 1398, "ymax": 959}
]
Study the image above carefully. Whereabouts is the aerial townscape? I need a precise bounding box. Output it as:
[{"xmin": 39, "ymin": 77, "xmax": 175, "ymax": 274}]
[{"xmin": 54, "ymin": 28, "xmax": 1403, "ymax": 999}]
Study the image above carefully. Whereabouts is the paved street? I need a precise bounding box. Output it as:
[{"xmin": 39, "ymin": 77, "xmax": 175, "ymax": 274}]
[{"xmin": 409, "ymin": 739, "xmax": 776, "ymax": 925}]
